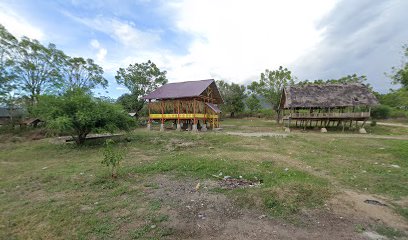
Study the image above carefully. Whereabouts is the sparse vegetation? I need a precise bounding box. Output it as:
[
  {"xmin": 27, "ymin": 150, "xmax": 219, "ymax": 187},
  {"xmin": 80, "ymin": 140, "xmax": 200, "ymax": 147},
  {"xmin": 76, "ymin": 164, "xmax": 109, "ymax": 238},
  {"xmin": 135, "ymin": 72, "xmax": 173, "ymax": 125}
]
[{"xmin": 1, "ymin": 119, "xmax": 408, "ymax": 239}]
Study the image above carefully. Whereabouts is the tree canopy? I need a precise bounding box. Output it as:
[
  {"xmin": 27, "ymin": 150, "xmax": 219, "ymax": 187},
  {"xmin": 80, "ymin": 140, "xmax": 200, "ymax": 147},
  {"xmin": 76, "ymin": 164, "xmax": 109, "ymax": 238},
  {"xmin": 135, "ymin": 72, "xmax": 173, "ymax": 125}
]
[
  {"xmin": 248, "ymin": 66, "xmax": 294, "ymax": 111},
  {"xmin": 0, "ymin": 24, "xmax": 18, "ymax": 101},
  {"xmin": 61, "ymin": 56, "xmax": 107, "ymax": 91},
  {"xmin": 33, "ymin": 89, "xmax": 133, "ymax": 145},
  {"xmin": 389, "ymin": 44, "xmax": 408, "ymax": 89},
  {"xmin": 245, "ymin": 94, "xmax": 261, "ymax": 113},
  {"xmin": 115, "ymin": 60, "xmax": 167, "ymax": 117},
  {"xmin": 217, "ymin": 80, "xmax": 246, "ymax": 117}
]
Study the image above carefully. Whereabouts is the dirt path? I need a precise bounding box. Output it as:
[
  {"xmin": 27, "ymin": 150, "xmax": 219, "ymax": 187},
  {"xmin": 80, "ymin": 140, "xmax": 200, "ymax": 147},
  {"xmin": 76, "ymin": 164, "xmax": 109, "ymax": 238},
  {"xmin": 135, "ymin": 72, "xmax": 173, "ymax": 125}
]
[
  {"xmin": 145, "ymin": 175, "xmax": 371, "ymax": 240},
  {"xmin": 225, "ymin": 131, "xmax": 288, "ymax": 138},
  {"xmin": 372, "ymin": 122, "xmax": 408, "ymax": 128},
  {"xmin": 224, "ymin": 130, "xmax": 408, "ymax": 140}
]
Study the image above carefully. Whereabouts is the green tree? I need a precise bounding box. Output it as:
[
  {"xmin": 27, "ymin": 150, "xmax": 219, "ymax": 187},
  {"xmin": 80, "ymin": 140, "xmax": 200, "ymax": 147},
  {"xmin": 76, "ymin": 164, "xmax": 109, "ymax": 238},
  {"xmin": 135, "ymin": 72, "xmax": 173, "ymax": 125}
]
[
  {"xmin": 33, "ymin": 89, "xmax": 132, "ymax": 145},
  {"xmin": 115, "ymin": 60, "xmax": 167, "ymax": 117},
  {"xmin": 14, "ymin": 37, "xmax": 64, "ymax": 105},
  {"xmin": 297, "ymin": 74, "xmax": 368, "ymax": 86},
  {"xmin": 116, "ymin": 93, "xmax": 141, "ymax": 113},
  {"xmin": 0, "ymin": 24, "xmax": 18, "ymax": 102},
  {"xmin": 61, "ymin": 56, "xmax": 107, "ymax": 91},
  {"xmin": 217, "ymin": 80, "xmax": 246, "ymax": 117},
  {"xmin": 389, "ymin": 44, "xmax": 408, "ymax": 89},
  {"xmin": 245, "ymin": 94, "xmax": 261, "ymax": 114},
  {"xmin": 248, "ymin": 66, "xmax": 294, "ymax": 121}
]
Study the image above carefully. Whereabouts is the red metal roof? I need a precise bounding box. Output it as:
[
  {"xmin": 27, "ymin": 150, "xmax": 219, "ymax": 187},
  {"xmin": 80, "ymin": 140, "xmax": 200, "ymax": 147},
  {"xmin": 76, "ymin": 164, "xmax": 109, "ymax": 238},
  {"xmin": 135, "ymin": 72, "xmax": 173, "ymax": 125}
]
[{"xmin": 143, "ymin": 79, "xmax": 223, "ymax": 103}]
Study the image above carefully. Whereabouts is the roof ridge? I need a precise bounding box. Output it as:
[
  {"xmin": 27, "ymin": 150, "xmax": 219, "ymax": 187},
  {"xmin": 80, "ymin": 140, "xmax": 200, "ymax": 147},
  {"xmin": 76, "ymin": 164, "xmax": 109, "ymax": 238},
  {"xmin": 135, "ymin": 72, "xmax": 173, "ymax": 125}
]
[{"xmin": 165, "ymin": 79, "xmax": 214, "ymax": 85}]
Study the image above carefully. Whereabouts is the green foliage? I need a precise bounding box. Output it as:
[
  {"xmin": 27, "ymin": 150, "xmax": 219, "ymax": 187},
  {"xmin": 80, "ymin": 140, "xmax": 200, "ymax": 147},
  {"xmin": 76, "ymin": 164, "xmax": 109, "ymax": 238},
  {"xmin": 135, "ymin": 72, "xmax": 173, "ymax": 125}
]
[
  {"xmin": 61, "ymin": 56, "xmax": 107, "ymax": 91},
  {"xmin": 0, "ymin": 24, "xmax": 106, "ymax": 108},
  {"xmin": 115, "ymin": 60, "xmax": 167, "ymax": 117},
  {"xmin": 248, "ymin": 66, "xmax": 294, "ymax": 111},
  {"xmin": 298, "ymin": 74, "xmax": 368, "ymax": 86},
  {"xmin": 0, "ymin": 24, "xmax": 18, "ymax": 102},
  {"xmin": 245, "ymin": 94, "xmax": 261, "ymax": 113},
  {"xmin": 378, "ymin": 88, "xmax": 408, "ymax": 110},
  {"xmin": 371, "ymin": 105, "xmax": 391, "ymax": 119},
  {"xmin": 33, "ymin": 89, "xmax": 133, "ymax": 145},
  {"xmin": 116, "ymin": 93, "xmax": 143, "ymax": 116},
  {"xmin": 14, "ymin": 37, "xmax": 64, "ymax": 105},
  {"xmin": 389, "ymin": 44, "xmax": 408, "ymax": 89},
  {"xmin": 217, "ymin": 80, "xmax": 246, "ymax": 117},
  {"xmin": 375, "ymin": 225, "xmax": 406, "ymax": 239},
  {"xmin": 101, "ymin": 139, "xmax": 124, "ymax": 178}
]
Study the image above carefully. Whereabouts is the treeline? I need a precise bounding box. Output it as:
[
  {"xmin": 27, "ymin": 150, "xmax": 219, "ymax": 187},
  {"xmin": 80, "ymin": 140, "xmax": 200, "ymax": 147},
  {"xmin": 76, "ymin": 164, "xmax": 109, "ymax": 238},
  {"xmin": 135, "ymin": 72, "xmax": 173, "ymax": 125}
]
[
  {"xmin": 0, "ymin": 24, "xmax": 168, "ymax": 144},
  {"xmin": 216, "ymin": 45, "xmax": 408, "ymax": 121}
]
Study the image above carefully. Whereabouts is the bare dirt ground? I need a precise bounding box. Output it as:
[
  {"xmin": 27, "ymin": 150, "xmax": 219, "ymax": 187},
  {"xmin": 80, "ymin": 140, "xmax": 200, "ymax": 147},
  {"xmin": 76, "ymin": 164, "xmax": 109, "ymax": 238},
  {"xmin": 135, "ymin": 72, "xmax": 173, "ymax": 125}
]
[{"xmin": 143, "ymin": 175, "xmax": 405, "ymax": 240}]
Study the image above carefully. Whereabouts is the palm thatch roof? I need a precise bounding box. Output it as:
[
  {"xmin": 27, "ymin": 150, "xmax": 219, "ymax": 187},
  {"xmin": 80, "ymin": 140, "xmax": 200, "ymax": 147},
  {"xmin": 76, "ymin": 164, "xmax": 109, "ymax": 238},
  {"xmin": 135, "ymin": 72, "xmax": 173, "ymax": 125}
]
[
  {"xmin": 280, "ymin": 83, "xmax": 379, "ymax": 109},
  {"xmin": 142, "ymin": 79, "xmax": 224, "ymax": 104}
]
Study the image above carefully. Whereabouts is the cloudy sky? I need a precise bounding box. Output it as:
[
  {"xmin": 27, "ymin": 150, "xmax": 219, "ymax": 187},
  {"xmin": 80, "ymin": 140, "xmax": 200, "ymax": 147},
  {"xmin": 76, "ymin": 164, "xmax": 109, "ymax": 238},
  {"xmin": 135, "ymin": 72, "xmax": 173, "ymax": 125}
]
[{"xmin": 1, "ymin": 0, "xmax": 407, "ymax": 97}]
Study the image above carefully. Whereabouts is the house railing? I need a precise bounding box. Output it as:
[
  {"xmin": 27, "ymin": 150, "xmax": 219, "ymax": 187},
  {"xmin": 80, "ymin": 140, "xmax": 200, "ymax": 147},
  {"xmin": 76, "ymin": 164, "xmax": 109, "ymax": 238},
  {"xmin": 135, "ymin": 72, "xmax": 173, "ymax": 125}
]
[{"xmin": 285, "ymin": 112, "xmax": 370, "ymax": 119}]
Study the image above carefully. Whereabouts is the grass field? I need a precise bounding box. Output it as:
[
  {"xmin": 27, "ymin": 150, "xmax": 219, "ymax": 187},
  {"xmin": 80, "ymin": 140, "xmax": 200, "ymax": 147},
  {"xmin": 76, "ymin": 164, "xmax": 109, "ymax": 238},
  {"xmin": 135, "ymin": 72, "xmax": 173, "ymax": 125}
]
[{"xmin": 1, "ymin": 118, "xmax": 407, "ymax": 239}]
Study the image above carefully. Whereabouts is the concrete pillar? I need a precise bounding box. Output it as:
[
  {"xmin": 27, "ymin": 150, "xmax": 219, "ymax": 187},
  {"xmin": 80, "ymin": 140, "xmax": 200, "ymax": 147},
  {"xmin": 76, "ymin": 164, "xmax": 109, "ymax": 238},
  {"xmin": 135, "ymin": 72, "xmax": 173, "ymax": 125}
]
[
  {"xmin": 201, "ymin": 124, "xmax": 208, "ymax": 132},
  {"xmin": 359, "ymin": 128, "xmax": 367, "ymax": 134},
  {"xmin": 284, "ymin": 127, "xmax": 291, "ymax": 133},
  {"xmin": 321, "ymin": 127, "xmax": 327, "ymax": 133},
  {"xmin": 160, "ymin": 124, "xmax": 165, "ymax": 132},
  {"xmin": 147, "ymin": 123, "xmax": 151, "ymax": 131},
  {"xmin": 192, "ymin": 124, "xmax": 198, "ymax": 132},
  {"xmin": 176, "ymin": 123, "xmax": 182, "ymax": 131}
]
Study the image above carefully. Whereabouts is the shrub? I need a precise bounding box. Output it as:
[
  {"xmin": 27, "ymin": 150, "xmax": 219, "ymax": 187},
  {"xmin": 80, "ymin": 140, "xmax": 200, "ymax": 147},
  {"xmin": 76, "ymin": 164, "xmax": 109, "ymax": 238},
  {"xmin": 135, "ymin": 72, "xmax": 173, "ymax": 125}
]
[
  {"xmin": 101, "ymin": 139, "xmax": 124, "ymax": 178},
  {"xmin": 371, "ymin": 105, "xmax": 391, "ymax": 119},
  {"xmin": 33, "ymin": 89, "xmax": 134, "ymax": 145}
]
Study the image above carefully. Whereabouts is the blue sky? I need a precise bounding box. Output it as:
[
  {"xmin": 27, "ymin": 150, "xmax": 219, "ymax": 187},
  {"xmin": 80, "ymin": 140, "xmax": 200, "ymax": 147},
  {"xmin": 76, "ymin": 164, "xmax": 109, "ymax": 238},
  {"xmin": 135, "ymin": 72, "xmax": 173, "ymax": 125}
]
[{"xmin": 1, "ymin": 0, "xmax": 407, "ymax": 98}]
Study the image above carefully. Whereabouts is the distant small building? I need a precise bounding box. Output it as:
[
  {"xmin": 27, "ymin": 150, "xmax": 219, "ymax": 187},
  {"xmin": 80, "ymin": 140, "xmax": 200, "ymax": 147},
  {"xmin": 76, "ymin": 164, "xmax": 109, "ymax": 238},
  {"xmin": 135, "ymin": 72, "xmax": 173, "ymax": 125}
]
[
  {"xmin": 279, "ymin": 83, "xmax": 379, "ymax": 131},
  {"xmin": 20, "ymin": 118, "xmax": 43, "ymax": 127},
  {"xmin": 142, "ymin": 79, "xmax": 223, "ymax": 131},
  {"xmin": 0, "ymin": 107, "xmax": 25, "ymax": 125}
]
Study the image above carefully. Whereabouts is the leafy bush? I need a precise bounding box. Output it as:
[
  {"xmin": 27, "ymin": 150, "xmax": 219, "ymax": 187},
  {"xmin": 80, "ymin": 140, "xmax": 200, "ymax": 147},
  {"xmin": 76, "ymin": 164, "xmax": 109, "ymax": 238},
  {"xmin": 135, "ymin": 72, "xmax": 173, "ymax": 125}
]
[
  {"xmin": 33, "ymin": 89, "xmax": 134, "ymax": 145},
  {"xmin": 371, "ymin": 105, "xmax": 391, "ymax": 119}
]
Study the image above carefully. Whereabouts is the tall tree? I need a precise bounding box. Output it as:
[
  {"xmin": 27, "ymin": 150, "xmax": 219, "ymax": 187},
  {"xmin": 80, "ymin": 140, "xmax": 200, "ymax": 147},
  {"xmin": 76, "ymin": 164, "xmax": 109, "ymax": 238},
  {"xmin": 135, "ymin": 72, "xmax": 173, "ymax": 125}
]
[
  {"xmin": 61, "ymin": 56, "xmax": 107, "ymax": 91},
  {"xmin": 245, "ymin": 94, "xmax": 261, "ymax": 114},
  {"xmin": 217, "ymin": 80, "xmax": 246, "ymax": 117},
  {"xmin": 115, "ymin": 60, "xmax": 167, "ymax": 117},
  {"xmin": 0, "ymin": 24, "xmax": 18, "ymax": 102},
  {"xmin": 389, "ymin": 44, "xmax": 408, "ymax": 89},
  {"xmin": 14, "ymin": 37, "xmax": 63, "ymax": 105},
  {"xmin": 248, "ymin": 66, "xmax": 294, "ymax": 121}
]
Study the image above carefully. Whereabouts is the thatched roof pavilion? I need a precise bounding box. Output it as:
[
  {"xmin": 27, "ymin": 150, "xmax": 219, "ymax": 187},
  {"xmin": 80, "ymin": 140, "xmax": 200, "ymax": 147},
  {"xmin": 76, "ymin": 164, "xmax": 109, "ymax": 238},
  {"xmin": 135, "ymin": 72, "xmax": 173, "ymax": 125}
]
[
  {"xmin": 143, "ymin": 79, "xmax": 223, "ymax": 131},
  {"xmin": 279, "ymin": 83, "xmax": 379, "ymax": 131}
]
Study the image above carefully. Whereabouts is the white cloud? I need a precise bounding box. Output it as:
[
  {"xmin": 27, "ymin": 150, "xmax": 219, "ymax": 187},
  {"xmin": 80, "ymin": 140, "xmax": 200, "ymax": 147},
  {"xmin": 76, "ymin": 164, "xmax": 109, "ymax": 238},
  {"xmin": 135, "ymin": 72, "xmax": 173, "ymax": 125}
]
[
  {"xmin": 0, "ymin": 4, "xmax": 44, "ymax": 40},
  {"xmin": 63, "ymin": 1, "xmax": 337, "ymax": 86},
  {"xmin": 90, "ymin": 39, "xmax": 101, "ymax": 49},
  {"xmin": 66, "ymin": 13, "xmax": 160, "ymax": 48},
  {"xmin": 96, "ymin": 48, "xmax": 108, "ymax": 62},
  {"xmin": 162, "ymin": 0, "xmax": 338, "ymax": 84}
]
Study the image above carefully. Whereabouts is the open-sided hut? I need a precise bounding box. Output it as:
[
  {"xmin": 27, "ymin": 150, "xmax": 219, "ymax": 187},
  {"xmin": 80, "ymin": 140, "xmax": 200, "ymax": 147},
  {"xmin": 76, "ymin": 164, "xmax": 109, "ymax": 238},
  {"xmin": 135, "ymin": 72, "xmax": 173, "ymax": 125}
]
[
  {"xmin": 142, "ymin": 79, "xmax": 223, "ymax": 131},
  {"xmin": 279, "ymin": 83, "xmax": 379, "ymax": 131}
]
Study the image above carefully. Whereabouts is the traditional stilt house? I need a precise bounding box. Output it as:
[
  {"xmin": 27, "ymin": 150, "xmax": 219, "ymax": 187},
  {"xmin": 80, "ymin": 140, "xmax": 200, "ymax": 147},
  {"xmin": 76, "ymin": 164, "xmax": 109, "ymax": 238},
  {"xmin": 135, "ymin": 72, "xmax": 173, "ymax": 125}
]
[
  {"xmin": 142, "ymin": 79, "xmax": 223, "ymax": 131},
  {"xmin": 279, "ymin": 83, "xmax": 379, "ymax": 132}
]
